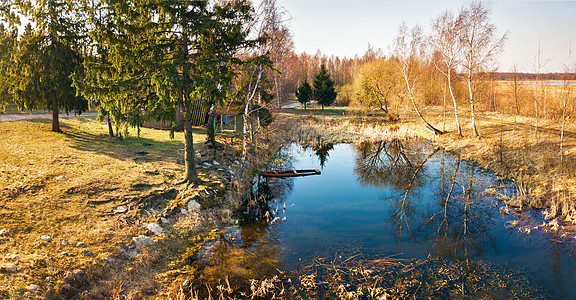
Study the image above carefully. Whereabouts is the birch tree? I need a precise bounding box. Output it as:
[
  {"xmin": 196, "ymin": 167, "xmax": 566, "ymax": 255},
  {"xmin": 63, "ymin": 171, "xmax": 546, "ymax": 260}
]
[
  {"xmin": 393, "ymin": 23, "xmax": 444, "ymax": 135},
  {"xmin": 430, "ymin": 10, "xmax": 463, "ymax": 136},
  {"xmin": 459, "ymin": 1, "xmax": 507, "ymax": 137}
]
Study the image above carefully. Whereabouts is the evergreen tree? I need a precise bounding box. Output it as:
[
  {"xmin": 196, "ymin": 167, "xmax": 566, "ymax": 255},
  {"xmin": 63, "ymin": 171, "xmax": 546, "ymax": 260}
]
[
  {"xmin": 313, "ymin": 64, "xmax": 337, "ymax": 110},
  {"xmin": 11, "ymin": 0, "xmax": 88, "ymax": 132},
  {"xmin": 80, "ymin": 0, "xmax": 261, "ymax": 184},
  {"xmin": 295, "ymin": 80, "xmax": 312, "ymax": 110},
  {"xmin": 0, "ymin": 23, "xmax": 17, "ymax": 112}
]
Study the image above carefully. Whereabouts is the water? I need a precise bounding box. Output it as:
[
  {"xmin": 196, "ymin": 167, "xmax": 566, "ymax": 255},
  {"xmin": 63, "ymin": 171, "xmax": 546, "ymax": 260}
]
[
  {"xmin": 499, "ymin": 81, "xmax": 576, "ymax": 86},
  {"xmin": 198, "ymin": 140, "xmax": 576, "ymax": 298}
]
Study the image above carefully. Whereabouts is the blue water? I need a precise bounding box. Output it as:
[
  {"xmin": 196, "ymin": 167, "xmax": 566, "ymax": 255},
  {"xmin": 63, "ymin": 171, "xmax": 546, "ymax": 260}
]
[{"xmin": 202, "ymin": 141, "xmax": 576, "ymax": 298}]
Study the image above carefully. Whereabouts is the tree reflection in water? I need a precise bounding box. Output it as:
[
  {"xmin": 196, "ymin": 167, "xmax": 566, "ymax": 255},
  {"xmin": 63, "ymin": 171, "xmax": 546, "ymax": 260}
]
[
  {"xmin": 303, "ymin": 142, "xmax": 334, "ymax": 168},
  {"xmin": 354, "ymin": 139, "xmax": 501, "ymax": 290},
  {"xmin": 189, "ymin": 141, "xmax": 561, "ymax": 298},
  {"xmin": 191, "ymin": 147, "xmax": 298, "ymax": 297}
]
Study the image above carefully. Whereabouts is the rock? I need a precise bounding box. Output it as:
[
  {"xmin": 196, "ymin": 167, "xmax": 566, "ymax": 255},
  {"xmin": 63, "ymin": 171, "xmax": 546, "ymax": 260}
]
[
  {"xmin": 64, "ymin": 269, "xmax": 88, "ymax": 285},
  {"xmin": 187, "ymin": 199, "xmax": 201, "ymax": 212},
  {"xmin": 56, "ymin": 175, "xmax": 69, "ymax": 181},
  {"xmin": 132, "ymin": 235, "xmax": 154, "ymax": 247},
  {"xmin": 26, "ymin": 284, "xmax": 41, "ymax": 292},
  {"xmin": 81, "ymin": 249, "xmax": 93, "ymax": 256},
  {"xmin": 121, "ymin": 247, "xmax": 138, "ymax": 259},
  {"xmin": 114, "ymin": 206, "xmax": 127, "ymax": 213},
  {"xmin": 143, "ymin": 223, "xmax": 163, "ymax": 234},
  {"xmin": 76, "ymin": 242, "xmax": 86, "ymax": 248},
  {"xmin": 60, "ymin": 252, "xmax": 76, "ymax": 257},
  {"xmin": 1, "ymin": 263, "xmax": 17, "ymax": 273},
  {"xmin": 103, "ymin": 256, "xmax": 116, "ymax": 264},
  {"xmin": 0, "ymin": 229, "xmax": 8, "ymax": 236},
  {"xmin": 60, "ymin": 239, "xmax": 69, "ymax": 245},
  {"xmin": 6, "ymin": 253, "xmax": 20, "ymax": 261},
  {"xmin": 40, "ymin": 235, "xmax": 52, "ymax": 242}
]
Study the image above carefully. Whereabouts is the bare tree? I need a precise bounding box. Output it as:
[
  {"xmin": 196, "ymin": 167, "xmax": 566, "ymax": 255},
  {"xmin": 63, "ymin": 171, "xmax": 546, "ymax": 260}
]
[
  {"xmin": 529, "ymin": 41, "xmax": 551, "ymax": 138},
  {"xmin": 393, "ymin": 23, "xmax": 445, "ymax": 135},
  {"xmin": 430, "ymin": 9, "xmax": 463, "ymax": 136},
  {"xmin": 507, "ymin": 64, "xmax": 522, "ymax": 116},
  {"xmin": 257, "ymin": 0, "xmax": 294, "ymax": 108},
  {"xmin": 459, "ymin": 1, "xmax": 507, "ymax": 137},
  {"xmin": 560, "ymin": 45, "xmax": 574, "ymax": 166},
  {"xmin": 237, "ymin": 0, "xmax": 284, "ymax": 177}
]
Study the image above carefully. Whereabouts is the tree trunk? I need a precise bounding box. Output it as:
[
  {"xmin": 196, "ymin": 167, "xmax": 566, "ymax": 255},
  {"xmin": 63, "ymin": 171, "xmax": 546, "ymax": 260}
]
[
  {"xmin": 183, "ymin": 109, "xmax": 199, "ymax": 183},
  {"xmin": 467, "ymin": 76, "xmax": 479, "ymax": 137},
  {"xmin": 447, "ymin": 70, "xmax": 462, "ymax": 136},
  {"xmin": 107, "ymin": 115, "xmax": 114, "ymax": 137},
  {"xmin": 274, "ymin": 77, "xmax": 281, "ymax": 109},
  {"xmin": 51, "ymin": 98, "xmax": 60, "ymax": 132},
  {"xmin": 241, "ymin": 100, "xmax": 250, "ymax": 168},
  {"xmin": 206, "ymin": 102, "xmax": 217, "ymax": 148},
  {"xmin": 402, "ymin": 75, "xmax": 444, "ymax": 135},
  {"xmin": 180, "ymin": 23, "xmax": 198, "ymax": 184}
]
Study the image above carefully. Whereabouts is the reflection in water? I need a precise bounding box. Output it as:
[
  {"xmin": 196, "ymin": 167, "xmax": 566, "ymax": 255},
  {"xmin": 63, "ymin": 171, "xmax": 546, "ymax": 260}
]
[
  {"xmin": 198, "ymin": 225, "xmax": 281, "ymax": 285},
  {"xmin": 354, "ymin": 140, "xmax": 496, "ymax": 264},
  {"xmin": 354, "ymin": 139, "xmax": 423, "ymax": 189},
  {"xmin": 191, "ymin": 140, "xmax": 575, "ymax": 298},
  {"xmin": 303, "ymin": 143, "xmax": 334, "ymax": 168}
]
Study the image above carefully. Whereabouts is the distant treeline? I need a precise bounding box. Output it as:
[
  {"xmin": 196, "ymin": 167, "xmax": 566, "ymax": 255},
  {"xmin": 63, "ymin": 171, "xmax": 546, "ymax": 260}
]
[{"xmin": 492, "ymin": 72, "xmax": 576, "ymax": 81}]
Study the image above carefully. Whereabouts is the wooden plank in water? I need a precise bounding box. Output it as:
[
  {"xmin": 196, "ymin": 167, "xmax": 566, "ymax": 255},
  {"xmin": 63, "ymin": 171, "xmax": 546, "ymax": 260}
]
[{"xmin": 260, "ymin": 169, "xmax": 321, "ymax": 178}]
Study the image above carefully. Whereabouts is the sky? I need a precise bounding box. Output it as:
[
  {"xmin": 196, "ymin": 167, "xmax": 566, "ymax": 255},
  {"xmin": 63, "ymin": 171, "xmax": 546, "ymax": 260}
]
[{"xmin": 272, "ymin": 0, "xmax": 576, "ymax": 73}]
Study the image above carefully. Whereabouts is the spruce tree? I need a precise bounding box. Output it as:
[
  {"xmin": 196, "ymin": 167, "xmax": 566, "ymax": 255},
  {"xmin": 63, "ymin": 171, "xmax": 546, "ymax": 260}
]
[
  {"xmin": 0, "ymin": 24, "xmax": 16, "ymax": 112},
  {"xmin": 10, "ymin": 0, "xmax": 88, "ymax": 132},
  {"xmin": 79, "ymin": 0, "xmax": 261, "ymax": 184},
  {"xmin": 295, "ymin": 80, "xmax": 312, "ymax": 110},
  {"xmin": 313, "ymin": 64, "xmax": 337, "ymax": 110}
]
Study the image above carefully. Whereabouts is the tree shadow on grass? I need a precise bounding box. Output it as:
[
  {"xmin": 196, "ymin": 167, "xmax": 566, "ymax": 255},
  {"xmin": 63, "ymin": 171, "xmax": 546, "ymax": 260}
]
[{"xmin": 27, "ymin": 118, "xmax": 203, "ymax": 165}]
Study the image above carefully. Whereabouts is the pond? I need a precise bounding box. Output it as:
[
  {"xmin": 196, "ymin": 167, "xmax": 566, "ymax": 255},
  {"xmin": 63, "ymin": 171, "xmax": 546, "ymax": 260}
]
[{"xmin": 196, "ymin": 140, "xmax": 576, "ymax": 299}]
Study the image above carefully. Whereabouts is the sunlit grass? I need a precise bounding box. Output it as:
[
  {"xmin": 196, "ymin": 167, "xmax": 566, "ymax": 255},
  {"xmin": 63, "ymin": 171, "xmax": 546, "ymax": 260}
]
[{"xmin": 0, "ymin": 116, "xmax": 210, "ymax": 298}]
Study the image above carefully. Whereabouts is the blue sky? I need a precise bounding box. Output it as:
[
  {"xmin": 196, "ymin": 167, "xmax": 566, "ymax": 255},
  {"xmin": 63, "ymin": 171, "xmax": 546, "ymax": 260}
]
[{"xmin": 273, "ymin": 0, "xmax": 576, "ymax": 72}]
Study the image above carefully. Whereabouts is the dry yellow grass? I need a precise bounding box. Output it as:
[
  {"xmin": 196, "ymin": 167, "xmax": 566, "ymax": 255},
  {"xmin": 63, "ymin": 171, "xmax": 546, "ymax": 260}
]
[{"xmin": 0, "ymin": 117, "xmax": 246, "ymax": 299}]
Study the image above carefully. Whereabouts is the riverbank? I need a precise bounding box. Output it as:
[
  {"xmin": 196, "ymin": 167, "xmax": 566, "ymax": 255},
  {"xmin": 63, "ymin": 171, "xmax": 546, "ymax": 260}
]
[
  {"xmin": 0, "ymin": 116, "xmax": 272, "ymax": 299},
  {"xmin": 277, "ymin": 104, "xmax": 576, "ymax": 230}
]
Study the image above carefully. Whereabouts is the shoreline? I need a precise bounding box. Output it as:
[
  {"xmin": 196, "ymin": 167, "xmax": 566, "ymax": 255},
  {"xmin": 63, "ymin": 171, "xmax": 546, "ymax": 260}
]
[{"xmin": 277, "ymin": 105, "xmax": 576, "ymax": 228}]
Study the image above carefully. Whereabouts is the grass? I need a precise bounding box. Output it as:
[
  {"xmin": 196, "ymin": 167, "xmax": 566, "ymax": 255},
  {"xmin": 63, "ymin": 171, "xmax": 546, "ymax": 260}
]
[{"xmin": 0, "ymin": 116, "xmax": 245, "ymax": 299}]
